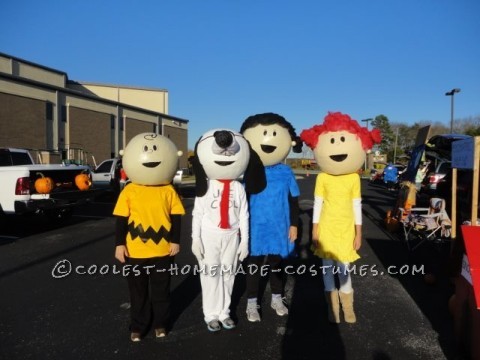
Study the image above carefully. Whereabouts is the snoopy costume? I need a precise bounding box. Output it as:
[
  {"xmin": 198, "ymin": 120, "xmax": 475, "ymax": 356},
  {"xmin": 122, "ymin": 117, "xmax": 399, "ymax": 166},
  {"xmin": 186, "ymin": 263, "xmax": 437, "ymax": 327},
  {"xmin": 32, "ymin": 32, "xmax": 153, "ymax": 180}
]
[{"xmin": 191, "ymin": 129, "xmax": 265, "ymax": 331}]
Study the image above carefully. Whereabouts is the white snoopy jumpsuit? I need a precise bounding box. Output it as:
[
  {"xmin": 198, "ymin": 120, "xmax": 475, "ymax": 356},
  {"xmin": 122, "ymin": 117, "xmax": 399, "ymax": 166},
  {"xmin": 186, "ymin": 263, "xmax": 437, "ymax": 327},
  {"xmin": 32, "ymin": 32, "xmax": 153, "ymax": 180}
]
[{"xmin": 192, "ymin": 180, "xmax": 249, "ymax": 323}]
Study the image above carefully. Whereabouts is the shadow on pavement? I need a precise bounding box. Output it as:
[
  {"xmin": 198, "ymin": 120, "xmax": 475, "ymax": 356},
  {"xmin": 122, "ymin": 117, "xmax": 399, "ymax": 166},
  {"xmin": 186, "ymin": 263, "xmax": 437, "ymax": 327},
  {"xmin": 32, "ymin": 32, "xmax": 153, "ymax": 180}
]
[
  {"xmin": 281, "ymin": 207, "xmax": 346, "ymax": 359},
  {"xmin": 363, "ymin": 182, "xmax": 456, "ymax": 359}
]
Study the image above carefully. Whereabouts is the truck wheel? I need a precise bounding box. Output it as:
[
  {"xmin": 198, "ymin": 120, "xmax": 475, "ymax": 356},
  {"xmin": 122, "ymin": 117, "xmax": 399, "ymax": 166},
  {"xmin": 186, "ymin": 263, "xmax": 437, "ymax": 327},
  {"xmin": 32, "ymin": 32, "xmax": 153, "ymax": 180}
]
[
  {"xmin": 45, "ymin": 208, "xmax": 74, "ymax": 223},
  {"xmin": 0, "ymin": 206, "xmax": 6, "ymax": 228}
]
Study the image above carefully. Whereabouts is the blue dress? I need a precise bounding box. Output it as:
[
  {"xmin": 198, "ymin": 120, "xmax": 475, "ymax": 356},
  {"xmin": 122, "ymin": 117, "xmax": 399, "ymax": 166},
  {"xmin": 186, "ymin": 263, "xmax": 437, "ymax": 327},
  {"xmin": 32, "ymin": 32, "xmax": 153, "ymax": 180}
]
[{"xmin": 248, "ymin": 164, "xmax": 300, "ymax": 258}]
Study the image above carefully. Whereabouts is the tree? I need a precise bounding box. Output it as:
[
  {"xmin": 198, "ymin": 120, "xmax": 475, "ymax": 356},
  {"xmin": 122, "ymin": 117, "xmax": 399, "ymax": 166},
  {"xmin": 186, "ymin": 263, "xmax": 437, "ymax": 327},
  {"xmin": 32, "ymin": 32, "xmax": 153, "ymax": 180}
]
[{"xmin": 371, "ymin": 115, "xmax": 394, "ymax": 160}]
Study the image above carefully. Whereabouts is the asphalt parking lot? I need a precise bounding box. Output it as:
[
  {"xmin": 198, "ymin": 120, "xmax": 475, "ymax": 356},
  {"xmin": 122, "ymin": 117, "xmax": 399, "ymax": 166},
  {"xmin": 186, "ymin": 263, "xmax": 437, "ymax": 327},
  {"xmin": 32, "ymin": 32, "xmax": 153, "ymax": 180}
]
[{"xmin": 0, "ymin": 175, "xmax": 456, "ymax": 360}]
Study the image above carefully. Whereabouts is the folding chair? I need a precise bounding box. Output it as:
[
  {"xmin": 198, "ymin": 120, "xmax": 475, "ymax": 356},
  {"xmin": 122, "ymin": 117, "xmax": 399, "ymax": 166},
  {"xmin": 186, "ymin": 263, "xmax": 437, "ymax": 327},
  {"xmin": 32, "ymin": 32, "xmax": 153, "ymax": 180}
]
[{"xmin": 400, "ymin": 197, "xmax": 452, "ymax": 251}]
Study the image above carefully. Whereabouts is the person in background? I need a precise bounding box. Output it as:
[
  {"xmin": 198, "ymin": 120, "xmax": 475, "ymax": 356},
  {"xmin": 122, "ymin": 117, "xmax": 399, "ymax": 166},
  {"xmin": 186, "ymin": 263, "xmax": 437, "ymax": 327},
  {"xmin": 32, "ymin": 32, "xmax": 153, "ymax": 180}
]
[
  {"xmin": 383, "ymin": 163, "xmax": 398, "ymax": 191},
  {"xmin": 415, "ymin": 161, "xmax": 429, "ymax": 191}
]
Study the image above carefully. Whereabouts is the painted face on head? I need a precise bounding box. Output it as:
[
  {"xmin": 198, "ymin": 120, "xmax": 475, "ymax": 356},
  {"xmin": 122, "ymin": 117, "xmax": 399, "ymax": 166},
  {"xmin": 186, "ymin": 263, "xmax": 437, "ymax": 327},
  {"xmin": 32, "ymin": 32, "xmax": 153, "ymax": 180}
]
[
  {"xmin": 122, "ymin": 133, "xmax": 181, "ymax": 185},
  {"xmin": 313, "ymin": 131, "xmax": 365, "ymax": 175},
  {"xmin": 196, "ymin": 129, "xmax": 250, "ymax": 180},
  {"xmin": 243, "ymin": 125, "xmax": 293, "ymax": 166}
]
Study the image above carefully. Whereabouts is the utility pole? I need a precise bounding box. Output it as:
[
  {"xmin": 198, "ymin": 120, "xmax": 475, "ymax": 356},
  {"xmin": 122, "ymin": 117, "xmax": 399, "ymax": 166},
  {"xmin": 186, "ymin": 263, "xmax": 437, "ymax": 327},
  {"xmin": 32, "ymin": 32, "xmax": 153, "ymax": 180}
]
[
  {"xmin": 445, "ymin": 88, "xmax": 461, "ymax": 133},
  {"xmin": 393, "ymin": 127, "xmax": 399, "ymax": 163},
  {"xmin": 361, "ymin": 118, "xmax": 373, "ymax": 130}
]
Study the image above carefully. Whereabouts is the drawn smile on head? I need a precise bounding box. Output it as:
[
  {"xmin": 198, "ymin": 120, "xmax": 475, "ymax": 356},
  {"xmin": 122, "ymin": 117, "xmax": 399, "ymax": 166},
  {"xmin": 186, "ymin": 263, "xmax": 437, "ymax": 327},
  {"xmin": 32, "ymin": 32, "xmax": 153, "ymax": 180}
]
[
  {"xmin": 214, "ymin": 161, "xmax": 235, "ymax": 166},
  {"xmin": 260, "ymin": 144, "xmax": 276, "ymax": 154},
  {"xmin": 142, "ymin": 161, "xmax": 161, "ymax": 168},
  {"xmin": 330, "ymin": 154, "xmax": 348, "ymax": 162}
]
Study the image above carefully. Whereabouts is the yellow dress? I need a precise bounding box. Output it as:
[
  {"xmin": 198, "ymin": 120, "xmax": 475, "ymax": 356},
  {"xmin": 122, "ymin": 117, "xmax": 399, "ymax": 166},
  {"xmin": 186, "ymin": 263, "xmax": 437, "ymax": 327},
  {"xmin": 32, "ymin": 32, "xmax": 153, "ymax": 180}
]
[{"xmin": 313, "ymin": 172, "xmax": 361, "ymax": 263}]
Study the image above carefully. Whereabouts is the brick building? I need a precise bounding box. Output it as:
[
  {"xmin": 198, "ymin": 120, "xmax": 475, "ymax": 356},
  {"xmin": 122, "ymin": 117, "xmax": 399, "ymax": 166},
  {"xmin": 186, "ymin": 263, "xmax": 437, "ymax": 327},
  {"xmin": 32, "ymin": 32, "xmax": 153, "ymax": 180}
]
[{"xmin": 0, "ymin": 52, "xmax": 189, "ymax": 168}]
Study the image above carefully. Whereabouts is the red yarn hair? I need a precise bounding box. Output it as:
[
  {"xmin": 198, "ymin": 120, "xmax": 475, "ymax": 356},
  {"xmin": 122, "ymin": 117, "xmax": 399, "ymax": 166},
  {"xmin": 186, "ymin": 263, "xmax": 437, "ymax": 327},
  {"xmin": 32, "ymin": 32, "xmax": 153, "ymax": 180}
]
[{"xmin": 300, "ymin": 112, "xmax": 382, "ymax": 150}]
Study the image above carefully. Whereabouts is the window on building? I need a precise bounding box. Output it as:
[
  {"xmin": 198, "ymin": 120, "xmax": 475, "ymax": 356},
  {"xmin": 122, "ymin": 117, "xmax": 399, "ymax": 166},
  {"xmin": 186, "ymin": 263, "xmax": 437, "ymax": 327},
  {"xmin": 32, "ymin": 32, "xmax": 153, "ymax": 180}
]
[
  {"xmin": 61, "ymin": 106, "xmax": 67, "ymax": 122},
  {"xmin": 111, "ymin": 115, "xmax": 115, "ymax": 129},
  {"xmin": 46, "ymin": 102, "xmax": 53, "ymax": 120}
]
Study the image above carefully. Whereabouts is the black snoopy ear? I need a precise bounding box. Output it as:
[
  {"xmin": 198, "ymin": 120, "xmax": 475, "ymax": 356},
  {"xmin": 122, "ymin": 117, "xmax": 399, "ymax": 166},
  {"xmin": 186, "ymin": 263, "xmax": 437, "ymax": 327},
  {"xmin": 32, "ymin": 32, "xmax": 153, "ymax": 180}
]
[
  {"xmin": 244, "ymin": 141, "xmax": 266, "ymax": 194},
  {"xmin": 192, "ymin": 137, "xmax": 208, "ymax": 197}
]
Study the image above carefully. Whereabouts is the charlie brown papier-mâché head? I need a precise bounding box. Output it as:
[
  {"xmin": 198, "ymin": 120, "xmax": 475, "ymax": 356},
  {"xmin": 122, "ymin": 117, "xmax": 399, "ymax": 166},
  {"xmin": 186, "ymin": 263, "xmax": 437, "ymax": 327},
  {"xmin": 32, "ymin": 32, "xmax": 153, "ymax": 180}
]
[
  {"xmin": 121, "ymin": 133, "xmax": 183, "ymax": 186},
  {"xmin": 300, "ymin": 112, "xmax": 381, "ymax": 176}
]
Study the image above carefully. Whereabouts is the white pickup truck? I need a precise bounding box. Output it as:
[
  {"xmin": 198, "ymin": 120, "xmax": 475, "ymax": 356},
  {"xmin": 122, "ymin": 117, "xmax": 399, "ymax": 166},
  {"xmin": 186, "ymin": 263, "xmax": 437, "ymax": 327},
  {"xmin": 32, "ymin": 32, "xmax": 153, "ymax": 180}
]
[
  {"xmin": 0, "ymin": 148, "xmax": 102, "ymax": 221},
  {"xmin": 92, "ymin": 157, "xmax": 183, "ymax": 192}
]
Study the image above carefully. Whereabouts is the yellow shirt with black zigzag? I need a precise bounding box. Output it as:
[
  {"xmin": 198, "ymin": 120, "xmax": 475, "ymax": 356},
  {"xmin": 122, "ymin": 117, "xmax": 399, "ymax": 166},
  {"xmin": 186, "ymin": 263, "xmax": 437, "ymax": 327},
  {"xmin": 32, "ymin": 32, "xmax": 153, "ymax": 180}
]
[{"xmin": 113, "ymin": 183, "xmax": 185, "ymax": 258}]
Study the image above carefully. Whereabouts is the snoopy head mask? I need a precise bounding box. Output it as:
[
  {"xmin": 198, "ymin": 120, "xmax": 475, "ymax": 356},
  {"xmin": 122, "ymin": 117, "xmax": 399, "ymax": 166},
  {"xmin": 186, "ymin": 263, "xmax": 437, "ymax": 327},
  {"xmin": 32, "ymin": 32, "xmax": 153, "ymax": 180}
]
[
  {"xmin": 192, "ymin": 129, "xmax": 266, "ymax": 196},
  {"xmin": 121, "ymin": 132, "xmax": 182, "ymax": 185}
]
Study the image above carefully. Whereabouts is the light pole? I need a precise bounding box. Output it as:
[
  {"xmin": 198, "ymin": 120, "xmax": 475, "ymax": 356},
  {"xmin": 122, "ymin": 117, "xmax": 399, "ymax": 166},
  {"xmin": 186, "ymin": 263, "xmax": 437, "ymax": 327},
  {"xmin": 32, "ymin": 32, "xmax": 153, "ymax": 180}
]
[
  {"xmin": 393, "ymin": 127, "xmax": 399, "ymax": 164},
  {"xmin": 445, "ymin": 88, "xmax": 461, "ymax": 134},
  {"xmin": 361, "ymin": 118, "xmax": 373, "ymax": 171},
  {"xmin": 361, "ymin": 118, "xmax": 373, "ymax": 130}
]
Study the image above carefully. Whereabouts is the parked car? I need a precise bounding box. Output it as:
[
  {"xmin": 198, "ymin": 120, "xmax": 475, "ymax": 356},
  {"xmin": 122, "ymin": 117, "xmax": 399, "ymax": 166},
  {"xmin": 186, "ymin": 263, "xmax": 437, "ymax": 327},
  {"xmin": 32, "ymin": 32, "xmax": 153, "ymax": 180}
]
[
  {"xmin": 91, "ymin": 158, "xmax": 123, "ymax": 192},
  {"xmin": 420, "ymin": 155, "xmax": 451, "ymax": 195},
  {"xmin": 0, "ymin": 148, "xmax": 101, "ymax": 222},
  {"xmin": 92, "ymin": 157, "xmax": 183, "ymax": 193},
  {"xmin": 420, "ymin": 134, "xmax": 472, "ymax": 196},
  {"xmin": 425, "ymin": 134, "xmax": 471, "ymax": 160}
]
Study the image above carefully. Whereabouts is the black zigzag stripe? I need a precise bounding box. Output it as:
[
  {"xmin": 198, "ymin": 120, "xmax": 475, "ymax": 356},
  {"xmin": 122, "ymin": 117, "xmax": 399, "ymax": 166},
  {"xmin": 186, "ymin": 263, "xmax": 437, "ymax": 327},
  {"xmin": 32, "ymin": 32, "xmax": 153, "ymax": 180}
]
[{"xmin": 128, "ymin": 222, "xmax": 172, "ymax": 244}]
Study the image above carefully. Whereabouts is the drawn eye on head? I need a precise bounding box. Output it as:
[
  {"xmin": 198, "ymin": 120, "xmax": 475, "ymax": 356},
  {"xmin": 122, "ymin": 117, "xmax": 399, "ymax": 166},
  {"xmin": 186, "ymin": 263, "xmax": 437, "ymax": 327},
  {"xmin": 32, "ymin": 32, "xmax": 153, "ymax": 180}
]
[
  {"xmin": 142, "ymin": 144, "xmax": 159, "ymax": 152},
  {"xmin": 263, "ymin": 129, "xmax": 278, "ymax": 137},
  {"xmin": 330, "ymin": 135, "xmax": 347, "ymax": 144}
]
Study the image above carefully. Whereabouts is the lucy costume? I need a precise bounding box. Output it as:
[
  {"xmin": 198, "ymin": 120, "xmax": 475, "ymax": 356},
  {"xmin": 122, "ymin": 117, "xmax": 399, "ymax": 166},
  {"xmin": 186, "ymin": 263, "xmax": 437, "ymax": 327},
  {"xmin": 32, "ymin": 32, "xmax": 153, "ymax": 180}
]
[
  {"xmin": 245, "ymin": 163, "xmax": 300, "ymax": 310},
  {"xmin": 192, "ymin": 180, "xmax": 248, "ymax": 325},
  {"xmin": 249, "ymin": 163, "xmax": 300, "ymax": 257}
]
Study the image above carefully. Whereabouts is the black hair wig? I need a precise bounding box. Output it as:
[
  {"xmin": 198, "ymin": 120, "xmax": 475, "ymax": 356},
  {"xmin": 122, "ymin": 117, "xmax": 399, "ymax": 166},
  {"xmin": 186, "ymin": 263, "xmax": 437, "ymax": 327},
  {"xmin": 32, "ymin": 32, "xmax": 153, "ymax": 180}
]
[{"xmin": 239, "ymin": 112, "xmax": 303, "ymax": 153}]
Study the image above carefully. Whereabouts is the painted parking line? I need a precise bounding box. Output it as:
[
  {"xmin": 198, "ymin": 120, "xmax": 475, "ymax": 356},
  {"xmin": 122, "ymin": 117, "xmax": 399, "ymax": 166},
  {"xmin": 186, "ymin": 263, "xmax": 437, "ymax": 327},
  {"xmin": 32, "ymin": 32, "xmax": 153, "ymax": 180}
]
[
  {"xmin": 73, "ymin": 214, "xmax": 109, "ymax": 220},
  {"xmin": 0, "ymin": 235, "xmax": 20, "ymax": 241}
]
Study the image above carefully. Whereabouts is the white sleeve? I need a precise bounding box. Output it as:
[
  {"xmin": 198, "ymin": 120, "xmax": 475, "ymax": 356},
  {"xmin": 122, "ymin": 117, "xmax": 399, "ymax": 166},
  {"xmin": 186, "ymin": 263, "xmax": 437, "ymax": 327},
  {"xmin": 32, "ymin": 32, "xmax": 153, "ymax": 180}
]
[
  {"xmin": 353, "ymin": 198, "xmax": 362, "ymax": 225},
  {"xmin": 312, "ymin": 195, "xmax": 323, "ymax": 224},
  {"xmin": 237, "ymin": 183, "xmax": 249, "ymax": 244},
  {"xmin": 192, "ymin": 194, "xmax": 205, "ymax": 242}
]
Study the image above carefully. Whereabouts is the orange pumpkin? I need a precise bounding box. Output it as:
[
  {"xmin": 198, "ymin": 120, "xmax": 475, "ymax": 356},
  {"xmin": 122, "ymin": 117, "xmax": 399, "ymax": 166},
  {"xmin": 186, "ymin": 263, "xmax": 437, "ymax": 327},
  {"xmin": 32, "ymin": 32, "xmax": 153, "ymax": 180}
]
[
  {"xmin": 75, "ymin": 172, "xmax": 91, "ymax": 191},
  {"xmin": 35, "ymin": 173, "xmax": 55, "ymax": 194}
]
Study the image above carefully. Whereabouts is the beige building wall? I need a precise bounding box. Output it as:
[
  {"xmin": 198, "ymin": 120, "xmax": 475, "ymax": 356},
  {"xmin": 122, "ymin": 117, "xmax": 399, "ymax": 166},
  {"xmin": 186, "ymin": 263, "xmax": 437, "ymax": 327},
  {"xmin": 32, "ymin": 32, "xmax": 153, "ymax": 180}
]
[
  {"xmin": 162, "ymin": 123, "xmax": 188, "ymax": 169},
  {"xmin": 0, "ymin": 53, "xmax": 66, "ymax": 87},
  {"xmin": 69, "ymin": 83, "xmax": 168, "ymax": 114},
  {"xmin": 0, "ymin": 53, "xmax": 188, "ymax": 167}
]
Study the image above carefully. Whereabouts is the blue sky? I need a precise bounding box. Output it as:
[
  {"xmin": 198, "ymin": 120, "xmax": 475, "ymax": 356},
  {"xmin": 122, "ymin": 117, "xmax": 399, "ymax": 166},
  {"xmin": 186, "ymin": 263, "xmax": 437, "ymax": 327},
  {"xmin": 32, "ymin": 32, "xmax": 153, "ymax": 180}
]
[{"xmin": 2, "ymin": 0, "xmax": 479, "ymax": 149}]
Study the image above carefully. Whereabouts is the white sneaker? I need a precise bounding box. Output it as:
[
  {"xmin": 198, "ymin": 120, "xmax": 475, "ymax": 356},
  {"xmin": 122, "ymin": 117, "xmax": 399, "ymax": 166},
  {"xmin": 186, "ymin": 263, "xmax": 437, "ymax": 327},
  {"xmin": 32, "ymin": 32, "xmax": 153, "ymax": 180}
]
[
  {"xmin": 271, "ymin": 297, "xmax": 289, "ymax": 316},
  {"xmin": 246, "ymin": 302, "xmax": 261, "ymax": 322}
]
